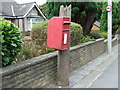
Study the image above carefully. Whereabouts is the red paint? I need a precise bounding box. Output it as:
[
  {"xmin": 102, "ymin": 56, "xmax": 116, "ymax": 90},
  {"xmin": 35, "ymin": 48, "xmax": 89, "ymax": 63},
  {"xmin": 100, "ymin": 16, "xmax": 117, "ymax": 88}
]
[
  {"xmin": 106, "ymin": 5, "xmax": 112, "ymax": 12},
  {"xmin": 47, "ymin": 17, "xmax": 70, "ymax": 50}
]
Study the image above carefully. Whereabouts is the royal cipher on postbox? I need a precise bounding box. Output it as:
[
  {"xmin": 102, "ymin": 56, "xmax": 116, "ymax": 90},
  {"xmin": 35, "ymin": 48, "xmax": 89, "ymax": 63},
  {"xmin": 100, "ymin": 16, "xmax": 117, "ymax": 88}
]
[{"xmin": 47, "ymin": 17, "xmax": 70, "ymax": 50}]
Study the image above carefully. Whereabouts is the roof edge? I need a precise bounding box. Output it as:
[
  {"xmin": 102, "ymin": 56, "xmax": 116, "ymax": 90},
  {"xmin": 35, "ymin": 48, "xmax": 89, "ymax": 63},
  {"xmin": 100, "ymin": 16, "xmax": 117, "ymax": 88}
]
[
  {"xmin": 11, "ymin": 5, "xmax": 15, "ymax": 16},
  {"xmin": 23, "ymin": 2, "xmax": 47, "ymax": 19}
]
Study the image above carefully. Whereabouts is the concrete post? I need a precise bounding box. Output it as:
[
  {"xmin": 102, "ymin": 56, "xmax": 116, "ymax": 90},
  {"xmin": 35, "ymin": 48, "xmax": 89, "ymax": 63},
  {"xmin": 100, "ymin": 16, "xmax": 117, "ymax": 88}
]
[{"xmin": 57, "ymin": 5, "xmax": 71, "ymax": 86}]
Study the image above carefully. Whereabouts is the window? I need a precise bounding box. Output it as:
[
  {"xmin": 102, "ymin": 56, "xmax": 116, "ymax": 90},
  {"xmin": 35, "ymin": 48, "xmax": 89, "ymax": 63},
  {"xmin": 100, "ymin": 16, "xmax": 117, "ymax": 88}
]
[{"xmin": 28, "ymin": 18, "xmax": 44, "ymax": 30}]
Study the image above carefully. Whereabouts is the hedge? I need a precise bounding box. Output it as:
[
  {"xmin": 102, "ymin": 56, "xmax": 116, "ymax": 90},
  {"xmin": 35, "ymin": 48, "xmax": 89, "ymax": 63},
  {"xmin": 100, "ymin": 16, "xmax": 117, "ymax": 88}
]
[
  {"xmin": 31, "ymin": 21, "xmax": 83, "ymax": 49},
  {"xmin": 16, "ymin": 21, "xmax": 96, "ymax": 62},
  {"xmin": 0, "ymin": 18, "xmax": 22, "ymax": 67}
]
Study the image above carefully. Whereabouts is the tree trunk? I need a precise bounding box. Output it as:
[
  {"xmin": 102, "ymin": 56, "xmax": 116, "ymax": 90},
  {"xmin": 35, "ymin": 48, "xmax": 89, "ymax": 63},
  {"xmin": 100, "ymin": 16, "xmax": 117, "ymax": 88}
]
[
  {"xmin": 72, "ymin": 10, "xmax": 96, "ymax": 36},
  {"xmin": 82, "ymin": 11, "xmax": 96, "ymax": 36}
]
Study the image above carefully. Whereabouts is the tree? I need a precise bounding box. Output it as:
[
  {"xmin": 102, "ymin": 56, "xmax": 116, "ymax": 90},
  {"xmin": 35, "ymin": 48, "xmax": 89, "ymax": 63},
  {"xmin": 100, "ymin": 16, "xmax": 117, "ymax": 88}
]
[
  {"xmin": 100, "ymin": 2, "xmax": 120, "ymax": 34},
  {"xmin": 95, "ymin": 2, "xmax": 103, "ymax": 21},
  {"xmin": 112, "ymin": 2, "xmax": 120, "ymax": 34},
  {"xmin": 39, "ymin": 3, "xmax": 48, "ymax": 18},
  {"xmin": 47, "ymin": 2, "xmax": 99, "ymax": 36},
  {"xmin": 100, "ymin": 2, "xmax": 107, "ymax": 32}
]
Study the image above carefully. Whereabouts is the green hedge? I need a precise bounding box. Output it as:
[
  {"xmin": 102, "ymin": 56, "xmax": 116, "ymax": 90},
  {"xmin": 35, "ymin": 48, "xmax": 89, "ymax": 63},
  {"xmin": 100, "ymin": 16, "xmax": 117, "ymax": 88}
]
[
  {"xmin": 16, "ymin": 21, "xmax": 96, "ymax": 62},
  {"xmin": 70, "ymin": 22, "xmax": 83, "ymax": 46},
  {"xmin": 91, "ymin": 29, "xmax": 108, "ymax": 39},
  {"xmin": 31, "ymin": 21, "xmax": 83, "ymax": 48},
  {"xmin": 0, "ymin": 18, "xmax": 22, "ymax": 67}
]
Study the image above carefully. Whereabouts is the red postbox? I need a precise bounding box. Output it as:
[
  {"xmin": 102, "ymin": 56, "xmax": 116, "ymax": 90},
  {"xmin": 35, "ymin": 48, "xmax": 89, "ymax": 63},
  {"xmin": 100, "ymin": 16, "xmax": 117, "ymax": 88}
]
[{"xmin": 47, "ymin": 17, "xmax": 70, "ymax": 50}]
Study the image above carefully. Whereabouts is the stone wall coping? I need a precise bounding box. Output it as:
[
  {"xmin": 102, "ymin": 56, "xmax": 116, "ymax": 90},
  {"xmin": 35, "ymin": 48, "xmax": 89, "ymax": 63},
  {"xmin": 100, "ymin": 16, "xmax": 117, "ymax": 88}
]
[
  {"xmin": 70, "ymin": 38, "xmax": 105, "ymax": 51},
  {"xmin": 104, "ymin": 38, "xmax": 117, "ymax": 43},
  {"xmin": 1, "ymin": 38, "xmax": 105, "ymax": 76},
  {"xmin": 112, "ymin": 38, "xmax": 117, "ymax": 41}
]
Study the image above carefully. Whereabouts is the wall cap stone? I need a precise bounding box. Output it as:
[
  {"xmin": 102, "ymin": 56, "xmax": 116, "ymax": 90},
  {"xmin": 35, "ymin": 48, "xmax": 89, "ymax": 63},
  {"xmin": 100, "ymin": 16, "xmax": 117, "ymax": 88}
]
[
  {"xmin": 70, "ymin": 38, "xmax": 104, "ymax": 51},
  {"xmin": 104, "ymin": 38, "xmax": 117, "ymax": 43}
]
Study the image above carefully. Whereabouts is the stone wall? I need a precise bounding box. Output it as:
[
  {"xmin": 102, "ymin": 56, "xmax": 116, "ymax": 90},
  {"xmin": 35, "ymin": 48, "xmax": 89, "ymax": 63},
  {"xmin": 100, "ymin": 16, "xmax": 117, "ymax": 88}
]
[
  {"xmin": 104, "ymin": 38, "xmax": 118, "ymax": 52},
  {"xmin": 69, "ymin": 38, "xmax": 105, "ymax": 71},
  {"xmin": 1, "ymin": 38, "xmax": 118, "ymax": 88}
]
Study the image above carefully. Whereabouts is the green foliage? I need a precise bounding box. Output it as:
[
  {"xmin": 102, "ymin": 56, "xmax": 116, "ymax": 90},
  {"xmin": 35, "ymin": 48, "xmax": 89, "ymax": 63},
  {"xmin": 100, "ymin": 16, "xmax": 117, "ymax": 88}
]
[
  {"xmin": 96, "ymin": 3, "xmax": 103, "ymax": 21},
  {"xmin": 91, "ymin": 30, "xmax": 102, "ymax": 39},
  {"xmin": 100, "ymin": 2, "xmax": 120, "ymax": 34},
  {"xmin": 31, "ymin": 21, "xmax": 48, "ymax": 48},
  {"xmin": 31, "ymin": 20, "xmax": 55, "ymax": 54},
  {"xmin": 47, "ymin": 2, "xmax": 99, "ymax": 35},
  {"xmin": 81, "ymin": 36, "xmax": 95, "ymax": 43},
  {"xmin": 16, "ymin": 41, "xmax": 56, "ymax": 63},
  {"xmin": 15, "ymin": 42, "xmax": 41, "ymax": 62},
  {"xmin": 16, "ymin": 21, "xmax": 97, "ymax": 62},
  {"xmin": 100, "ymin": 32, "xmax": 107, "ymax": 39},
  {"xmin": 91, "ymin": 29, "xmax": 108, "ymax": 39},
  {"xmin": 0, "ymin": 18, "xmax": 22, "ymax": 66},
  {"xmin": 39, "ymin": 3, "xmax": 48, "ymax": 17},
  {"xmin": 100, "ymin": 2, "xmax": 107, "ymax": 32},
  {"xmin": 112, "ymin": 2, "xmax": 120, "ymax": 34},
  {"xmin": 70, "ymin": 22, "xmax": 83, "ymax": 46},
  {"xmin": 31, "ymin": 21, "xmax": 83, "ymax": 47}
]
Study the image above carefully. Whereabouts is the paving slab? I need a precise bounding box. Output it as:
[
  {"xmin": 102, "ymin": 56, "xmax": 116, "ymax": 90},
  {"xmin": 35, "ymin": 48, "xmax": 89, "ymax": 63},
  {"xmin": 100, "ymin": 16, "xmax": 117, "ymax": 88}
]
[
  {"xmin": 72, "ymin": 45, "xmax": 118, "ymax": 88},
  {"xmin": 83, "ymin": 65, "xmax": 97, "ymax": 71},
  {"xmin": 71, "ymin": 69, "xmax": 90, "ymax": 76}
]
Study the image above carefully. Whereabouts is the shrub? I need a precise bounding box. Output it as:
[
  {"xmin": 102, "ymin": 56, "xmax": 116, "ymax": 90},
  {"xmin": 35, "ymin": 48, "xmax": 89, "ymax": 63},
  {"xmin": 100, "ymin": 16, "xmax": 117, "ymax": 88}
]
[
  {"xmin": 100, "ymin": 32, "xmax": 107, "ymax": 39},
  {"xmin": 15, "ymin": 41, "xmax": 56, "ymax": 63},
  {"xmin": 70, "ymin": 22, "xmax": 83, "ymax": 46},
  {"xmin": 15, "ymin": 42, "xmax": 41, "ymax": 62},
  {"xmin": 0, "ymin": 18, "xmax": 22, "ymax": 66},
  {"xmin": 81, "ymin": 36, "xmax": 95, "ymax": 43},
  {"xmin": 90, "ymin": 30, "xmax": 102, "ymax": 39},
  {"xmin": 31, "ymin": 21, "xmax": 48, "ymax": 53},
  {"xmin": 15, "ymin": 21, "xmax": 97, "ymax": 63},
  {"xmin": 31, "ymin": 21, "xmax": 83, "ymax": 48}
]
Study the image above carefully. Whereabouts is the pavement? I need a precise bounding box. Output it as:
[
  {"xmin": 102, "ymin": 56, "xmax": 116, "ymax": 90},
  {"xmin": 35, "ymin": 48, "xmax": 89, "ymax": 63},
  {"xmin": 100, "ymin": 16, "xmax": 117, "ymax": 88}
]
[
  {"xmin": 57, "ymin": 44, "xmax": 119, "ymax": 88},
  {"xmin": 89, "ymin": 57, "xmax": 118, "ymax": 88}
]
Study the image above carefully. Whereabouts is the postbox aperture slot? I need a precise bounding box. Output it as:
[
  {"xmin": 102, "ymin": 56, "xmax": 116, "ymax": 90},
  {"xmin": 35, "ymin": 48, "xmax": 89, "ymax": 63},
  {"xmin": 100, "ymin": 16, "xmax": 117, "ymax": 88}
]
[
  {"xmin": 63, "ymin": 21, "xmax": 70, "ymax": 24},
  {"xmin": 63, "ymin": 24, "xmax": 70, "ymax": 30}
]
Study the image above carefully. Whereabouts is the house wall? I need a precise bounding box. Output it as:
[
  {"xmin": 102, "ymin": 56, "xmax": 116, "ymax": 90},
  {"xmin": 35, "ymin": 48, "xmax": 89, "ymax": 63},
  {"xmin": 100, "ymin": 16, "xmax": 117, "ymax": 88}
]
[
  {"xmin": 27, "ymin": 7, "xmax": 44, "ymax": 21},
  {"xmin": 11, "ymin": 19, "xmax": 24, "ymax": 32},
  {"xmin": 11, "ymin": 19, "xmax": 18, "ymax": 26},
  {"xmin": 18, "ymin": 19, "xmax": 24, "ymax": 31},
  {"xmin": 4, "ymin": 6, "xmax": 45, "ymax": 32},
  {"xmin": 2, "ymin": 38, "xmax": 118, "ymax": 88},
  {"xmin": 25, "ymin": 7, "xmax": 45, "ymax": 31},
  {"xmin": 23, "ymin": 18, "xmax": 28, "ymax": 32},
  {"xmin": 92, "ymin": 25, "xmax": 99, "ymax": 30},
  {"xmin": 28, "ymin": 7, "xmax": 38, "ymax": 16}
]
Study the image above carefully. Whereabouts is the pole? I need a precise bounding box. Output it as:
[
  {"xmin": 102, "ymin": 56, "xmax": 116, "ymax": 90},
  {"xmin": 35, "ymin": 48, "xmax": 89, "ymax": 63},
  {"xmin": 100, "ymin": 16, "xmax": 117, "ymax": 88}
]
[
  {"xmin": 108, "ymin": 0, "xmax": 112, "ymax": 53},
  {"xmin": 57, "ymin": 5, "xmax": 71, "ymax": 86}
]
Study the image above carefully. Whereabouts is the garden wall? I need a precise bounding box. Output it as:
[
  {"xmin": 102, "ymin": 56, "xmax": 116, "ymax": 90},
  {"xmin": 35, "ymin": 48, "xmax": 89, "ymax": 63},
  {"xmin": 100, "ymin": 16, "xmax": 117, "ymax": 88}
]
[
  {"xmin": 1, "ymin": 38, "xmax": 118, "ymax": 88},
  {"xmin": 104, "ymin": 38, "xmax": 119, "ymax": 52}
]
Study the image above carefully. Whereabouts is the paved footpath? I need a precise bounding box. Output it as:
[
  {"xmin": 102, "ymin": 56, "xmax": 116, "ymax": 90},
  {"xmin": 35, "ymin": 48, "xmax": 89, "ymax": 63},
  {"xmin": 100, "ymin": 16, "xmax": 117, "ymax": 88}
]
[
  {"xmin": 89, "ymin": 56, "xmax": 118, "ymax": 88},
  {"xmin": 72, "ymin": 44, "xmax": 119, "ymax": 88},
  {"xmin": 55, "ymin": 44, "xmax": 119, "ymax": 88}
]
